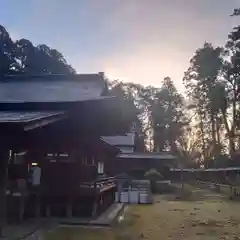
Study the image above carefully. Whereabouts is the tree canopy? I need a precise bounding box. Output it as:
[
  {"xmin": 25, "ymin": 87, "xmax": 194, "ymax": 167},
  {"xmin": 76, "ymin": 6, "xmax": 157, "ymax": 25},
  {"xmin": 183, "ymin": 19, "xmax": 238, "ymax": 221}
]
[
  {"xmin": 0, "ymin": 25, "xmax": 75, "ymax": 76},
  {"xmin": 107, "ymin": 7, "xmax": 240, "ymax": 167},
  {"xmin": 1, "ymin": 8, "xmax": 240, "ymax": 169}
]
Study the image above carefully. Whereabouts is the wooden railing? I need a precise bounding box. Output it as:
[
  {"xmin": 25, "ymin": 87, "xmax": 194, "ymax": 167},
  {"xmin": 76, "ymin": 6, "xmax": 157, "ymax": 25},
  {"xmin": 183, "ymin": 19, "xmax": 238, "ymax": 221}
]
[{"xmin": 81, "ymin": 176, "xmax": 116, "ymax": 189}]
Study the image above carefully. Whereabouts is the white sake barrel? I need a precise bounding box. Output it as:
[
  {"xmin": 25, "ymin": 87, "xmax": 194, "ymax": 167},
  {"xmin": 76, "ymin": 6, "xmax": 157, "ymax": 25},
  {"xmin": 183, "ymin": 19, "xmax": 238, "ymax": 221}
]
[
  {"xmin": 139, "ymin": 193, "xmax": 149, "ymax": 203},
  {"xmin": 129, "ymin": 191, "xmax": 139, "ymax": 203},
  {"xmin": 120, "ymin": 192, "xmax": 129, "ymax": 203},
  {"xmin": 115, "ymin": 192, "xmax": 119, "ymax": 202}
]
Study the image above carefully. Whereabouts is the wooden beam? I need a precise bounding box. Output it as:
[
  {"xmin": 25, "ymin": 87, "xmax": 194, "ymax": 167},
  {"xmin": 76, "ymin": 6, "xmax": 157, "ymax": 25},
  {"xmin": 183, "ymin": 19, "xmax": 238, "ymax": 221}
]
[{"xmin": 99, "ymin": 184, "xmax": 116, "ymax": 193}]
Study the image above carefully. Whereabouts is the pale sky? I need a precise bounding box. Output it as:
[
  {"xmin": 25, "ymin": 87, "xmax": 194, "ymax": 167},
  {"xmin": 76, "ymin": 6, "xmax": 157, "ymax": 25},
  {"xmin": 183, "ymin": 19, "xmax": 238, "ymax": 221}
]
[{"xmin": 1, "ymin": 0, "xmax": 240, "ymax": 91}]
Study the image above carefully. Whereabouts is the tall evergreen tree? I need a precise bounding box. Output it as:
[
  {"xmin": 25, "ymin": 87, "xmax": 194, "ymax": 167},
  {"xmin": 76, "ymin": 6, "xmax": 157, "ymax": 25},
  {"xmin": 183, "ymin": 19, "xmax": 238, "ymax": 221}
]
[
  {"xmin": 152, "ymin": 77, "xmax": 187, "ymax": 153},
  {"xmin": 183, "ymin": 43, "xmax": 224, "ymax": 160}
]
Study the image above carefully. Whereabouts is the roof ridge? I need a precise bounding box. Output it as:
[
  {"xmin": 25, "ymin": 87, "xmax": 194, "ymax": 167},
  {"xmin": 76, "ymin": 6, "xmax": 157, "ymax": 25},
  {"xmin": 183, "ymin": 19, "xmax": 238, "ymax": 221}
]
[{"xmin": 2, "ymin": 73, "xmax": 104, "ymax": 82}]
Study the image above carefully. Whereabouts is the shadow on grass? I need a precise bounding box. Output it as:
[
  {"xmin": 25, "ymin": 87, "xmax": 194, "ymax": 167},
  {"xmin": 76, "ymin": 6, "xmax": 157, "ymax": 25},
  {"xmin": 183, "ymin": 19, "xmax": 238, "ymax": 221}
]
[{"xmin": 114, "ymin": 209, "xmax": 142, "ymax": 240}]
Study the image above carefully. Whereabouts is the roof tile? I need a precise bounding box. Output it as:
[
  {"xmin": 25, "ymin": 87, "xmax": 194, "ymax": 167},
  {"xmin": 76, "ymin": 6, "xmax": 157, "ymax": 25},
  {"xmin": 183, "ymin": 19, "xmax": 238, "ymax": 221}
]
[{"xmin": 0, "ymin": 74, "xmax": 104, "ymax": 103}]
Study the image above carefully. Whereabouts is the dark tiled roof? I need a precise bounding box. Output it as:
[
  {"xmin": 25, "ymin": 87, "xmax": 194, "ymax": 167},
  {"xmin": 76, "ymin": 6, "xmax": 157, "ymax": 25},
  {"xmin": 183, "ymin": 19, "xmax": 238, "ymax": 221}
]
[
  {"xmin": 0, "ymin": 73, "xmax": 104, "ymax": 103},
  {"xmin": 101, "ymin": 133, "xmax": 135, "ymax": 146},
  {"xmin": 117, "ymin": 152, "xmax": 176, "ymax": 160},
  {"xmin": 170, "ymin": 167, "xmax": 240, "ymax": 172},
  {"xmin": 0, "ymin": 111, "xmax": 64, "ymax": 123}
]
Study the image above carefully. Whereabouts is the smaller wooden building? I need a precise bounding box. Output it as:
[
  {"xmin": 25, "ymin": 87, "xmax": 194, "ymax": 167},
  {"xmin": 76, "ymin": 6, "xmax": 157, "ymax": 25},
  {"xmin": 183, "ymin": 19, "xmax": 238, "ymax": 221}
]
[
  {"xmin": 102, "ymin": 133, "xmax": 177, "ymax": 178},
  {"xmin": 102, "ymin": 133, "xmax": 135, "ymax": 153},
  {"xmin": 113, "ymin": 152, "xmax": 177, "ymax": 178}
]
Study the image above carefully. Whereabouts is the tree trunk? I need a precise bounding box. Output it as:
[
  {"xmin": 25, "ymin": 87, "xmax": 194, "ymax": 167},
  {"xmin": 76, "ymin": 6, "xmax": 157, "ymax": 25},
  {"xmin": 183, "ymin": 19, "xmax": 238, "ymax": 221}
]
[
  {"xmin": 210, "ymin": 111, "xmax": 217, "ymax": 157},
  {"xmin": 154, "ymin": 129, "xmax": 164, "ymax": 152},
  {"xmin": 222, "ymin": 111, "xmax": 235, "ymax": 154},
  {"xmin": 216, "ymin": 117, "xmax": 221, "ymax": 146},
  {"xmin": 230, "ymin": 90, "xmax": 237, "ymax": 154},
  {"xmin": 238, "ymin": 136, "xmax": 240, "ymax": 151},
  {"xmin": 170, "ymin": 140, "xmax": 177, "ymax": 154},
  {"xmin": 199, "ymin": 111, "xmax": 206, "ymax": 160}
]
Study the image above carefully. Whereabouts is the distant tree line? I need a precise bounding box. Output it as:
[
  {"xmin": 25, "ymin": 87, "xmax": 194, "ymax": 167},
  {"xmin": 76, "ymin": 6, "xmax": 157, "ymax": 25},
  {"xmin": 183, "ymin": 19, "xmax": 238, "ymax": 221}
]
[{"xmin": 108, "ymin": 78, "xmax": 191, "ymax": 166}]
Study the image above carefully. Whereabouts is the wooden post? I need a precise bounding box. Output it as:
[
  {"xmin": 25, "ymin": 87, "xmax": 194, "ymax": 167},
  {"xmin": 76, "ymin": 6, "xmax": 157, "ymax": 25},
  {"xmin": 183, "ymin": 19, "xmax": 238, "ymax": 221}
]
[
  {"xmin": 107, "ymin": 192, "xmax": 110, "ymax": 207},
  {"xmin": 100, "ymin": 195, "xmax": 103, "ymax": 213},
  {"xmin": 92, "ymin": 197, "xmax": 98, "ymax": 218},
  {"xmin": 0, "ymin": 149, "xmax": 9, "ymax": 236},
  {"xmin": 19, "ymin": 197, "xmax": 25, "ymax": 223},
  {"xmin": 113, "ymin": 189, "xmax": 115, "ymax": 203},
  {"xmin": 181, "ymin": 167, "xmax": 184, "ymax": 190},
  {"xmin": 66, "ymin": 198, "xmax": 73, "ymax": 218},
  {"xmin": 117, "ymin": 180, "xmax": 123, "ymax": 203},
  {"xmin": 35, "ymin": 194, "xmax": 40, "ymax": 219},
  {"xmin": 46, "ymin": 205, "xmax": 51, "ymax": 218}
]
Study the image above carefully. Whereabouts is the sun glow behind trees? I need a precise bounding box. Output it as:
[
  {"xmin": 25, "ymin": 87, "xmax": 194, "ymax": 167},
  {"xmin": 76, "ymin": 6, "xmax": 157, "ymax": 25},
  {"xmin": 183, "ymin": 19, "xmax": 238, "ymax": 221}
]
[{"xmin": 1, "ymin": 6, "xmax": 240, "ymax": 167}]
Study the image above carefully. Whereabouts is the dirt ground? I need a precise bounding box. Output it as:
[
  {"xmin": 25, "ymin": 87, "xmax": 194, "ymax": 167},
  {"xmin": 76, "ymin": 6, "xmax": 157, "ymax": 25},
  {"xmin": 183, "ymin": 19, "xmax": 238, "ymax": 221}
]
[{"xmin": 44, "ymin": 186, "xmax": 240, "ymax": 240}]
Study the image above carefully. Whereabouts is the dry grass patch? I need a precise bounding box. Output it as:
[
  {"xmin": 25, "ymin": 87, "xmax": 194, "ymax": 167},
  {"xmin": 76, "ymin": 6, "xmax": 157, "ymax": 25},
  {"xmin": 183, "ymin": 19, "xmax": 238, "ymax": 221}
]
[
  {"xmin": 44, "ymin": 188, "xmax": 240, "ymax": 240},
  {"xmin": 113, "ymin": 193, "xmax": 240, "ymax": 239}
]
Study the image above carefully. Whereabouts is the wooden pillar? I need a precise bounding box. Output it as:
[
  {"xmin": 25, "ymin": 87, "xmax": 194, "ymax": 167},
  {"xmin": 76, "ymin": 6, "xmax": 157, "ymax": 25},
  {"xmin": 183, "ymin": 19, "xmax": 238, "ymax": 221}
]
[
  {"xmin": 35, "ymin": 194, "xmax": 41, "ymax": 219},
  {"xmin": 109, "ymin": 191, "xmax": 111, "ymax": 204},
  {"xmin": 66, "ymin": 198, "xmax": 73, "ymax": 218},
  {"xmin": 105, "ymin": 193, "xmax": 108, "ymax": 208},
  {"xmin": 46, "ymin": 205, "xmax": 51, "ymax": 218},
  {"xmin": 0, "ymin": 149, "xmax": 9, "ymax": 236},
  {"xmin": 109, "ymin": 191, "xmax": 112, "ymax": 206},
  {"xmin": 100, "ymin": 195, "xmax": 103, "ymax": 213},
  {"xmin": 117, "ymin": 182, "xmax": 122, "ymax": 203},
  {"xmin": 181, "ymin": 168, "xmax": 184, "ymax": 190},
  {"xmin": 112, "ymin": 188, "xmax": 115, "ymax": 203},
  {"xmin": 92, "ymin": 196, "xmax": 98, "ymax": 218},
  {"xmin": 104, "ymin": 193, "xmax": 107, "ymax": 210},
  {"xmin": 19, "ymin": 197, "xmax": 25, "ymax": 223}
]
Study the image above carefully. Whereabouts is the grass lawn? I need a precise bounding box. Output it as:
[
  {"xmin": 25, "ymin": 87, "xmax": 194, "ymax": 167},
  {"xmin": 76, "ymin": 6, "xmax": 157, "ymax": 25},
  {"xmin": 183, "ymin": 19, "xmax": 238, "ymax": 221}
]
[{"xmin": 44, "ymin": 187, "xmax": 240, "ymax": 239}]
